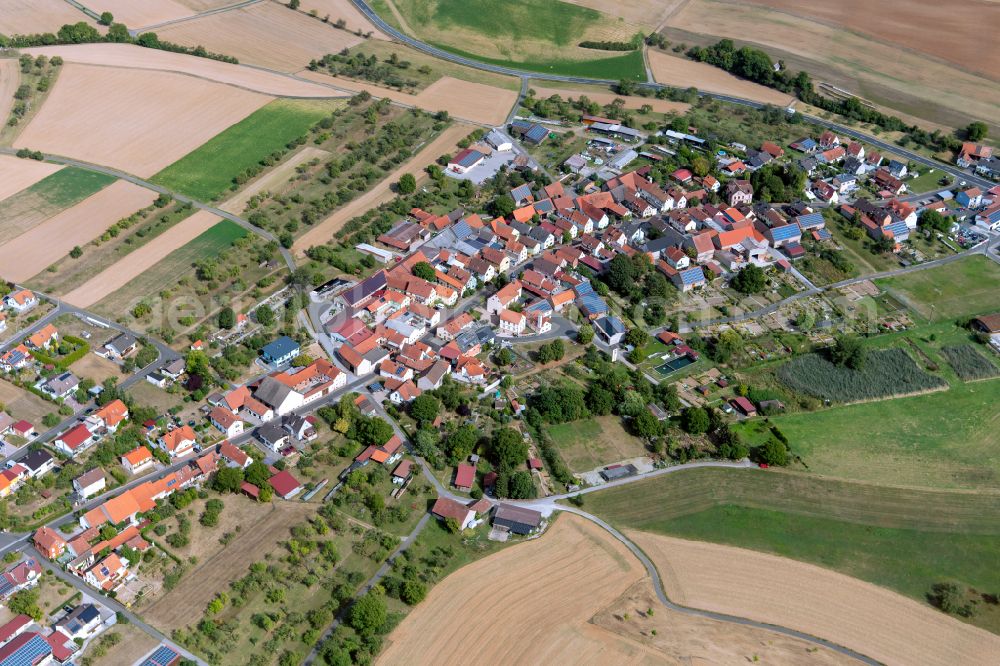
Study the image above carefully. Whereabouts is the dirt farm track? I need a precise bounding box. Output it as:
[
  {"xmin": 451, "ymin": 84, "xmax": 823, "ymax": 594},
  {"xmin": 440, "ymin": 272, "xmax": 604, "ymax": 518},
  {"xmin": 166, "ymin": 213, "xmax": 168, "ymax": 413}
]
[{"xmin": 378, "ymin": 515, "xmax": 852, "ymax": 665}]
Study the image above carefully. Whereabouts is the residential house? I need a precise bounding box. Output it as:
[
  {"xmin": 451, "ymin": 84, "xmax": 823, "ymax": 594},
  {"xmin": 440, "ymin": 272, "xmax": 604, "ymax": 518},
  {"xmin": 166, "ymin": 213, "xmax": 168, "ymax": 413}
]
[
  {"xmin": 498, "ymin": 309, "xmax": 527, "ymax": 336},
  {"xmin": 256, "ymin": 422, "xmax": 289, "ymax": 452},
  {"xmin": 121, "ymin": 446, "xmax": 154, "ymax": 475},
  {"xmin": 487, "ymin": 280, "xmax": 522, "ymax": 314},
  {"xmin": 391, "ymin": 459, "xmax": 413, "ymax": 485},
  {"xmin": 726, "ymin": 180, "xmax": 753, "ymax": 206},
  {"xmin": 17, "ymin": 450, "xmax": 54, "ymax": 479},
  {"xmin": 593, "ymin": 315, "xmax": 626, "ymax": 345},
  {"xmin": 33, "ymin": 527, "xmax": 67, "ymax": 560},
  {"xmin": 157, "ymin": 425, "xmax": 197, "ymax": 458},
  {"xmin": 957, "ymin": 142, "xmax": 992, "ymax": 168},
  {"xmin": 956, "ymin": 187, "xmax": 983, "ymax": 208},
  {"xmin": 102, "ymin": 333, "xmax": 137, "ymax": 360},
  {"xmin": 431, "ymin": 497, "xmax": 476, "ymax": 530},
  {"xmin": 86, "ymin": 399, "xmax": 128, "ymax": 433},
  {"xmin": 0, "ymin": 346, "xmax": 28, "ymax": 374},
  {"xmin": 260, "ymin": 336, "xmax": 300, "ymax": 366},
  {"xmin": 3, "ymin": 290, "xmax": 37, "ymax": 313},
  {"xmin": 72, "ymin": 469, "xmax": 106, "ymax": 499},
  {"xmin": 54, "ymin": 424, "xmax": 94, "ymax": 456},
  {"xmin": 26, "ymin": 324, "xmax": 58, "ymax": 351},
  {"xmin": 40, "ymin": 372, "xmax": 78, "ymax": 399},
  {"xmin": 209, "ymin": 406, "xmax": 244, "ymax": 438},
  {"xmin": 84, "ymin": 553, "xmax": 127, "ymax": 591}
]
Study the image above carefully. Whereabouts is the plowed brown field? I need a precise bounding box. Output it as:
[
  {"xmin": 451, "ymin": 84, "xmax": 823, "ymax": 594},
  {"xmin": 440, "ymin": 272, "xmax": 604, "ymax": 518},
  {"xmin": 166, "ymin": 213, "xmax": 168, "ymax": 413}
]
[{"xmin": 14, "ymin": 63, "xmax": 270, "ymax": 177}]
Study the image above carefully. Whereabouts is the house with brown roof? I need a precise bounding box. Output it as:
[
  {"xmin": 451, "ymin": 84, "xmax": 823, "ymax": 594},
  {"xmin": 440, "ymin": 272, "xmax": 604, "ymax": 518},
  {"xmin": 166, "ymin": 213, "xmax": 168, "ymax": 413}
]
[
  {"xmin": 209, "ymin": 406, "xmax": 244, "ymax": 438},
  {"xmin": 431, "ymin": 497, "xmax": 475, "ymax": 530},
  {"xmin": 33, "ymin": 527, "xmax": 67, "ymax": 560},
  {"xmin": 73, "ymin": 468, "xmax": 106, "ymax": 499}
]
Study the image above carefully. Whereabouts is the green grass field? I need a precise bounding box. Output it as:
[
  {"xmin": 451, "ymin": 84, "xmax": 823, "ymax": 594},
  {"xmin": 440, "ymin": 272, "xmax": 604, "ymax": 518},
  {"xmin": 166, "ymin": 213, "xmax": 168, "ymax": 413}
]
[
  {"xmin": 387, "ymin": 0, "xmax": 647, "ymax": 80},
  {"xmin": 26, "ymin": 167, "xmax": 116, "ymax": 207},
  {"xmin": 876, "ymin": 255, "xmax": 1000, "ymax": 323},
  {"xmin": 547, "ymin": 416, "xmax": 649, "ymax": 472},
  {"xmin": 437, "ymin": 43, "xmax": 647, "ymax": 81},
  {"xmin": 0, "ymin": 167, "xmax": 116, "ymax": 238},
  {"xmin": 94, "ymin": 220, "xmax": 249, "ymax": 316},
  {"xmin": 585, "ymin": 468, "xmax": 1000, "ymax": 631},
  {"xmin": 773, "ymin": 378, "xmax": 1000, "ymax": 490},
  {"xmin": 150, "ymin": 100, "xmax": 334, "ymax": 201}
]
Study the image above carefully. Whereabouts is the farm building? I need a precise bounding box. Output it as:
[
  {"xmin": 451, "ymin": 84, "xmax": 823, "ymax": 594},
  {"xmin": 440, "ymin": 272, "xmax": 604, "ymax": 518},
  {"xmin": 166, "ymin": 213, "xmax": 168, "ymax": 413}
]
[
  {"xmin": 431, "ymin": 497, "xmax": 476, "ymax": 530},
  {"xmin": 491, "ymin": 504, "xmax": 542, "ymax": 535},
  {"xmin": 453, "ymin": 463, "xmax": 476, "ymax": 491}
]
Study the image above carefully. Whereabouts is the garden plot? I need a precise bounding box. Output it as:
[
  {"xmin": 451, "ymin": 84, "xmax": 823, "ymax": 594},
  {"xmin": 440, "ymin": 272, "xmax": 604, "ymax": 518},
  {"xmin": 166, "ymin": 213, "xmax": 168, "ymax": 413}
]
[
  {"xmin": 219, "ymin": 146, "xmax": 330, "ymax": 214},
  {"xmin": 14, "ymin": 63, "xmax": 271, "ymax": 177},
  {"xmin": 154, "ymin": 1, "xmax": 365, "ymax": 73},
  {"xmin": 20, "ymin": 44, "xmax": 341, "ymax": 97},
  {"xmin": 0, "ymin": 180, "xmax": 157, "ymax": 282}
]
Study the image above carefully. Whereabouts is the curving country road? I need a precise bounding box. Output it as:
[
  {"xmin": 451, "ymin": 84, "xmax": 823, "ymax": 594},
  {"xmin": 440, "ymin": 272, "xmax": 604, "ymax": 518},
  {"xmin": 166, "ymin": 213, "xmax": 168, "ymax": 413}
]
[{"xmin": 348, "ymin": 0, "xmax": 995, "ymax": 191}]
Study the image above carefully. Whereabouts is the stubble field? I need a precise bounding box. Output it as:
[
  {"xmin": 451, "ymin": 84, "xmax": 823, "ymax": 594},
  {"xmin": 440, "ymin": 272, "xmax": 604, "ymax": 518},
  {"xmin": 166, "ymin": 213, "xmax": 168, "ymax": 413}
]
[
  {"xmin": 647, "ymin": 49, "xmax": 793, "ymax": 105},
  {"xmin": 0, "ymin": 155, "xmax": 63, "ymax": 203},
  {"xmin": 380, "ymin": 513, "xmax": 850, "ymax": 664},
  {"xmin": 83, "ymin": 0, "xmax": 197, "ymax": 28},
  {"xmin": 0, "ymin": 0, "xmax": 98, "ymax": 35},
  {"xmin": 661, "ymin": 0, "xmax": 1000, "ymax": 128},
  {"xmin": 14, "ymin": 63, "xmax": 271, "ymax": 177},
  {"xmin": 61, "ymin": 209, "xmax": 222, "ymax": 308},
  {"xmin": 0, "ymin": 180, "xmax": 157, "ymax": 282},
  {"xmin": 153, "ymin": 2, "xmax": 366, "ymax": 72},
  {"xmin": 21, "ymin": 44, "xmax": 341, "ymax": 97},
  {"xmin": 632, "ymin": 531, "xmax": 1000, "ymax": 666},
  {"xmin": 298, "ymin": 0, "xmax": 391, "ymax": 38}
]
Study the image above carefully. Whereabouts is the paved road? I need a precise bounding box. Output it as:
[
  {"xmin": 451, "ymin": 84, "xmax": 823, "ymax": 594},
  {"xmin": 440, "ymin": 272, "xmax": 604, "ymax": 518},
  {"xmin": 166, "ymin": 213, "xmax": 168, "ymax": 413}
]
[
  {"xmin": 555, "ymin": 506, "xmax": 880, "ymax": 665},
  {"xmin": 348, "ymin": 0, "xmax": 994, "ymax": 191}
]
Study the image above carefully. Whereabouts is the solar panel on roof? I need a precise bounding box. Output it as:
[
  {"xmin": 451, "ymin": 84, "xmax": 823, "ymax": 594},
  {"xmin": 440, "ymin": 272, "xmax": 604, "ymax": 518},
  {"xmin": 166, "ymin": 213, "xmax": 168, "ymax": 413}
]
[{"xmin": 142, "ymin": 644, "xmax": 180, "ymax": 666}]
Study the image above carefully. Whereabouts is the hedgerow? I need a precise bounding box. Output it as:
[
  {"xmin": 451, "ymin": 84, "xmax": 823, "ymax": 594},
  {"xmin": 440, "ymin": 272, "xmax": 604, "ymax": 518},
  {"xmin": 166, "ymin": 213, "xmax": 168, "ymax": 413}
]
[{"xmin": 777, "ymin": 348, "xmax": 945, "ymax": 403}]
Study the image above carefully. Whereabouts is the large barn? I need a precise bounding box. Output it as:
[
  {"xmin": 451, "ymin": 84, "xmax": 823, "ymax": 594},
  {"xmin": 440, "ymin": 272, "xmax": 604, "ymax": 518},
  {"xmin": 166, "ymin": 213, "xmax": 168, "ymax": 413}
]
[{"xmin": 491, "ymin": 504, "xmax": 542, "ymax": 535}]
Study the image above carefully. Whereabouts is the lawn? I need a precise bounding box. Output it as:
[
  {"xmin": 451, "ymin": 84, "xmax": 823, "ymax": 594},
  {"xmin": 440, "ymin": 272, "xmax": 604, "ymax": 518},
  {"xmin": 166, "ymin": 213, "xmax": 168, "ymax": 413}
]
[
  {"xmin": 585, "ymin": 467, "xmax": 1000, "ymax": 632},
  {"xmin": 876, "ymin": 255, "xmax": 1000, "ymax": 323},
  {"xmin": 547, "ymin": 415, "xmax": 649, "ymax": 472},
  {"xmin": 437, "ymin": 44, "xmax": 647, "ymax": 81},
  {"xmin": 93, "ymin": 220, "xmax": 249, "ymax": 318},
  {"xmin": 150, "ymin": 99, "xmax": 336, "ymax": 201}
]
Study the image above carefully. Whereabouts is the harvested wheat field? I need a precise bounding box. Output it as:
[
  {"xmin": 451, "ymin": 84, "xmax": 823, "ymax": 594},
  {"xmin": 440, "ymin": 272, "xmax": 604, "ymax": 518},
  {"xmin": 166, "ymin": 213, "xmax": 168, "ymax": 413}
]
[
  {"xmin": 736, "ymin": 0, "xmax": 998, "ymax": 78},
  {"xmin": 630, "ymin": 531, "xmax": 1000, "ymax": 666},
  {"xmin": 0, "ymin": 155, "xmax": 62, "ymax": 203},
  {"xmin": 298, "ymin": 0, "xmax": 390, "ymax": 38},
  {"xmin": 0, "ymin": 59, "xmax": 18, "ymax": 128},
  {"xmin": 176, "ymin": 0, "xmax": 238, "ymax": 10},
  {"xmin": 14, "ymin": 63, "xmax": 271, "ymax": 177},
  {"xmin": 381, "ymin": 514, "xmax": 848, "ymax": 665},
  {"xmin": 143, "ymin": 500, "xmax": 314, "ymax": 631},
  {"xmin": 562, "ymin": 0, "xmax": 686, "ymax": 29},
  {"xmin": 0, "ymin": 181, "xmax": 156, "ymax": 282},
  {"xmin": 21, "ymin": 44, "xmax": 341, "ymax": 97},
  {"xmin": 297, "ymin": 70, "xmax": 517, "ymax": 123},
  {"xmin": 594, "ymin": 579, "xmax": 851, "ymax": 665},
  {"xmin": 414, "ymin": 77, "xmax": 517, "ymax": 125},
  {"xmin": 531, "ymin": 84, "xmax": 689, "ymax": 114},
  {"xmin": 220, "ymin": 146, "xmax": 330, "ymax": 214},
  {"xmin": 647, "ymin": 49, "xmax": 793, "ymax": 105},
  {"xmin": 61, "ymin": 209, "xmax": 221, "ymax": 308},
  {"xmin": 154, "ymin": 2, "xmax": 365, "ymax": 73},
  {"xmin": 294, "ymin": 123, "xmax": 469, "ymax": 254},
  {"xmin": 0, "ymin": 0, "xmax": 98, "ymax": 35},
  {"xmin": 85, "ymin": 0, "xmax": 195, "ymax": 28},
  {"xmin": 665, "ymin": 0, "xmax": 1000, "ymax": 126}
]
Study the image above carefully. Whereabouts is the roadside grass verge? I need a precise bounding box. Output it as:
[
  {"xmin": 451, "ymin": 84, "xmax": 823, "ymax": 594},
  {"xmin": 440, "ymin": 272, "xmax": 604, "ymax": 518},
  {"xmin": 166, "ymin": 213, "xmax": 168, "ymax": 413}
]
[
  {"xmin": 150, "ymin": 99, "xmax": 336, "ymax": 201},
  {"xmin": 585, "ymin": 467, "xmax": 1000, "ymax": 632}
]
